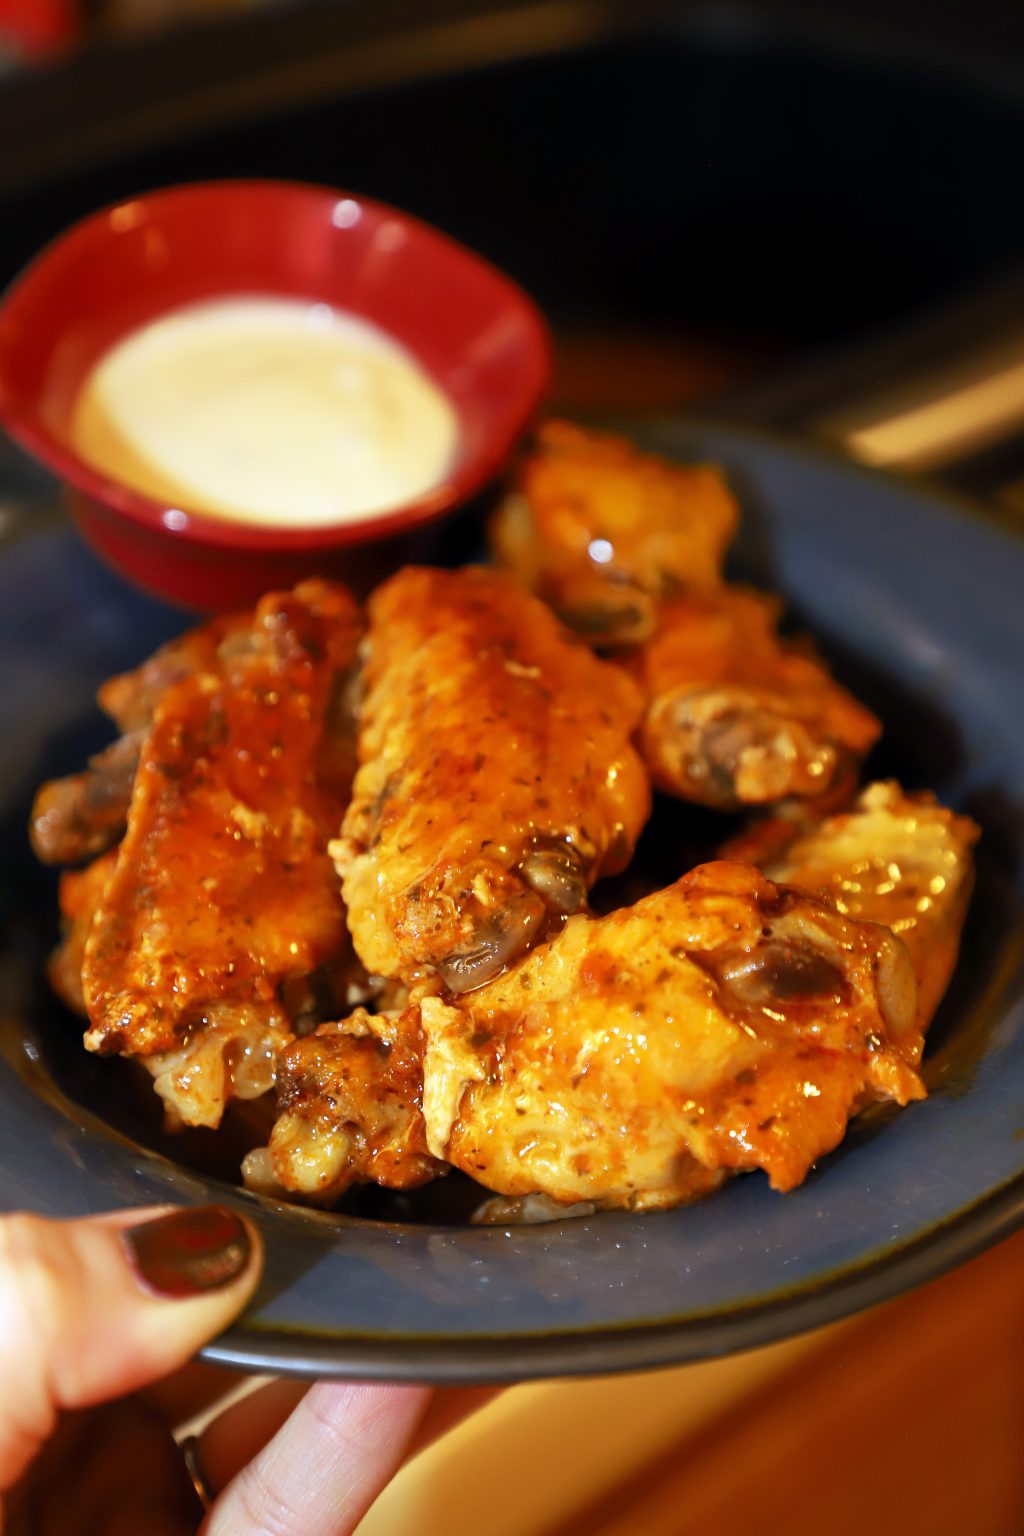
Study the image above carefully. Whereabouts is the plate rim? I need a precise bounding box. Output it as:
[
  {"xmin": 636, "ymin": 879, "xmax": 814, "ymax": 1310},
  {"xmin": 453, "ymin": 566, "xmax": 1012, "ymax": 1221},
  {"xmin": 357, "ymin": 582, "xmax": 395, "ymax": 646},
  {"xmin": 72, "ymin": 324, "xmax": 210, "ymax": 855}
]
[{"xmin": 201, "ymin": 1167, "xmax": 1024, "ymax": 1380}]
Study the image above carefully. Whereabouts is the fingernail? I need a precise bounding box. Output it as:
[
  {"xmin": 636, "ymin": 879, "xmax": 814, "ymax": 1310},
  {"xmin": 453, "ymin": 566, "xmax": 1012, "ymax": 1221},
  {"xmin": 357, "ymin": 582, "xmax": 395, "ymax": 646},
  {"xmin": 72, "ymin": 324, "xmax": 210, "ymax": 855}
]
[{"xmin": 123, "ymin": 1205, "xmax": 252, "ymax": 1299}]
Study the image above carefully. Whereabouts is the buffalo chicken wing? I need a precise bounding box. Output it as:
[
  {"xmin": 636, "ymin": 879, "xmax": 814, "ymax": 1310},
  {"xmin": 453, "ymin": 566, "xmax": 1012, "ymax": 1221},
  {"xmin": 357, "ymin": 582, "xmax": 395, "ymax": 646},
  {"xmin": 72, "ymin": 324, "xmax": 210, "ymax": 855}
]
[
  {"xmin": 52, "ymin": 581, "xmax": 362, "ymax": 1127},
  {"xmin": 626, "ymin": 588, "xmax": 881, "ymax": 809},
  {"xmin": 30, "ymin": 612, "xmax": 249, "ymax": 866},
  {"xmin": 333, "ymin": 566, "xmax": 651, "ymax": 993},
  {"xmin": 244, "ymin": 1007, "xmax": 443, "ymax": 1202},
  {"xmin": 728, "ymin": 781, "xmax": 979, "ymax": 1029},
  {"xmin": 418, "ymin": 861, "xmax": 922, "ymax": 1207},
  {"xmin": 254, "ymin": 861, "xmax": 923, "ymax": 1209},
  {"xmin": 491, "ymin": 420, "xmax": 738, "ymax": 646}
]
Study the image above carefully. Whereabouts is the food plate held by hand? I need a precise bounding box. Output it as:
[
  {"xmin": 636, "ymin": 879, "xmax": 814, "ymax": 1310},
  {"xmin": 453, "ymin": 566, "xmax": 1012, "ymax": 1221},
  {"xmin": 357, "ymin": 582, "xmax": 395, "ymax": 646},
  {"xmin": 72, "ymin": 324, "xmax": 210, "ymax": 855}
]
[
  {"xmin": 2, "ymin": 419, "xmax": 1022, "ymax": 1382},
  {"xmin": 33, "ymin": 422, "xmax": 974, "ymax": 1223}
]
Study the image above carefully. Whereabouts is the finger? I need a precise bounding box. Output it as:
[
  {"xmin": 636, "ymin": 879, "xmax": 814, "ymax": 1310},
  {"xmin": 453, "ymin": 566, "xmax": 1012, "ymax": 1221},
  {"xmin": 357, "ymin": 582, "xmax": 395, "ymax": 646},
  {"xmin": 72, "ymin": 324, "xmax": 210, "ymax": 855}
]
[
  {"xmin": 197, "ymin": 1379, "xmax": 505, "ymax": 1501},
  {"xmin": 201, "ymin": 1382, "xmax": 431, "ymax": 1536},
  {"xmin": 0, "ymin": 1204, "xmax": 262, "ymax": 1491},
  {"xmin": 198, "ymin": 1379, "xmax": 308, "ymax": 1493}
]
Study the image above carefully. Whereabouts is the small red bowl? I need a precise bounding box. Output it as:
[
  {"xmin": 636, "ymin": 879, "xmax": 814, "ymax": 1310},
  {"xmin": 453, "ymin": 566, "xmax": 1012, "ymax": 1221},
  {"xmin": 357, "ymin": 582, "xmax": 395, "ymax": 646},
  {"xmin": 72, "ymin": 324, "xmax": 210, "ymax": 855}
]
[{"xmin": 0, "ymin": 180, "xmax": 550, "ymax": 608}]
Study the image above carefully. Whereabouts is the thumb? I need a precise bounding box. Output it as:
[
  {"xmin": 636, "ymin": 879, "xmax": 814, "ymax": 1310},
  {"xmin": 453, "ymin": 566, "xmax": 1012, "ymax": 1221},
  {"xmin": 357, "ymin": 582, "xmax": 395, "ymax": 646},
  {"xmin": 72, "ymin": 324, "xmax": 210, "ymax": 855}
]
[{"xmin": 0, "ymin": 1204, "xmax": 261, "ymax": 1490}]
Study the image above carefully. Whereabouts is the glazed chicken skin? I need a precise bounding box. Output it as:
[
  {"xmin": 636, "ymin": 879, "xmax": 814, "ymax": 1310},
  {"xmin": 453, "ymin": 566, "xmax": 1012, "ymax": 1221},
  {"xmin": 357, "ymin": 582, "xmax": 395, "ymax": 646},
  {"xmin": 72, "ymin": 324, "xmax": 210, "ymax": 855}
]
[
  {"xmin": 243, "ymin": 1007, "xmax": 443, "ymax": 1202},
  {"xmin": 490, "ymin": 425, "xmax": 877, "ymax": 811},
  {"xmin": 333, "ymin": 566, "xmax": 651, "ymax": 993},
  {"xmin": 55, "ymin": 581, "xmax": 363, "ymax": 1127},
  {"xmin": 491, "ymin": 420, "xmax": 738, "ymax": 646},
  {"xmin": 30, "ymin": 611, "xmax": 249, "ymax": 866},
  {"xmin": 41, "ymin": 616, "xmax": 262, "ymax": 1017},
  {"xmin": 418, "ymin": 861, "xmax": 922, "ymax": 1207},
  {"xmin": 626, "ymin": 588, "xmax": 881, "ymax": 810},
  {"xmin": 49, "ymin": 850, "xmax": 117, "ymax": 1016},
  {"xmin": 727, "ymin": 782, "xmax": 979, "ymax": 1030},
  {"xmin": 255, "ymin": 861, "xmax": 923, "ymax": 1209}
]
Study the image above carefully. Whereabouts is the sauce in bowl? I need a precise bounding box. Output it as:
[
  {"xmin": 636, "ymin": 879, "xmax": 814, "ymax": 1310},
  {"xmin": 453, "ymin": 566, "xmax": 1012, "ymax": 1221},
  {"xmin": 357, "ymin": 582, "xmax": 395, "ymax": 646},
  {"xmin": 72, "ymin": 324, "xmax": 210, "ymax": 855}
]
[{"xmin": 69, "ymin": 296, "xmax": 460, "ymax": 528}]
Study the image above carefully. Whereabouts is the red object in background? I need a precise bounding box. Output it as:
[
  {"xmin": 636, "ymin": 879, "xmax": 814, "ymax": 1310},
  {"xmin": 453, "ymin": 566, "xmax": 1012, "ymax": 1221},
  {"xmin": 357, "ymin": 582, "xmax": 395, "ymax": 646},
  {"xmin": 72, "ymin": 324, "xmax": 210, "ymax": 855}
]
[
  {"xmin": 0, "ymin": 180, "xmax": 550, "ymax": 608},
  {"xmin": 0, "ymin": 0, "xmax": 78, "ymax": 54}
]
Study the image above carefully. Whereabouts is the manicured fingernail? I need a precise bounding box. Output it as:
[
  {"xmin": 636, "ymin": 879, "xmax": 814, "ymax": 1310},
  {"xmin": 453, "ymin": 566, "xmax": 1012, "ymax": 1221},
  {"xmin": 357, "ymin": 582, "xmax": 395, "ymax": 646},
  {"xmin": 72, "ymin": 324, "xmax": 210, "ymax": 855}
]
[{"xmin": 122, "ymin": 1205, "xmax": 252, "ymax": 1298}]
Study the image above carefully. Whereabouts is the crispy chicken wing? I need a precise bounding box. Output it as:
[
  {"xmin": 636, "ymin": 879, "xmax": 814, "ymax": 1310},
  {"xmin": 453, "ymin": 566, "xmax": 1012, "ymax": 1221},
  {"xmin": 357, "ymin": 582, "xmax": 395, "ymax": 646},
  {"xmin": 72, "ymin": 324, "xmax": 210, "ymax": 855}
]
[
  {"xmin": 30, "ymin": 613, "xmax": 249, "ymax": 866},
  {"xmin": 727, "ymin": 782, "xmax": 979, "ymax": 1029},
  {"xmin": 625, "ymin": 588, "xmax": 880, "ymax": 809},
  {"xmin": 243, "ymin": 1007, "xmax": 443, "ymax": 1202},
  {"xmin": 73, "ymin": 580, "xmax": 362, "ymax": 1126},
  {"xmin": 256, "ymin": 862, "xmax": 922, "ymax": 1209},
  {"xmin": 49, "ymin": 851, "xmax": 118, "ymax": 1015},
  {"xmin": 97, "ymin": 612, "xmax": 248, "ymax": 733},
  {"xmin": 31, "ymin": 734, "xmax": 144, "ymax": 866},
  {"xmin": 333, "ymin": 566, "xmax": 651, "ymax": 993},
  {"xmin": 419, "ymin": 861, "xmax": 922, "ymax": 1207},
  {"xmin": 491, "ymin": 421, "xmax": 738, "ymax": 646}
]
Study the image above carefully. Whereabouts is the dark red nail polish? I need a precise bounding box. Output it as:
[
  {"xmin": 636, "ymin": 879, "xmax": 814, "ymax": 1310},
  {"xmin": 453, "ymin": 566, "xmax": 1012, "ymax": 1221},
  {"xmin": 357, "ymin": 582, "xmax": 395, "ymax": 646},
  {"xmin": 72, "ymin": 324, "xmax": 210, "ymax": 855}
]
[{"xmin": 123, "ymin": 1205, "xmax": 251, "ymax": 1299}]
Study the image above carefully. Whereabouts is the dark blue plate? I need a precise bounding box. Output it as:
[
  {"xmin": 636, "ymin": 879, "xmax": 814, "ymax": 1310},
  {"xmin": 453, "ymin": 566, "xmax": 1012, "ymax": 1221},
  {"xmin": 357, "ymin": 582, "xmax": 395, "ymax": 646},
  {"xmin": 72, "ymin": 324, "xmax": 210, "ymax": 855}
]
[{"xmin": 1, "ymin": 422, "xmax": 1022, "ymax": 1383}]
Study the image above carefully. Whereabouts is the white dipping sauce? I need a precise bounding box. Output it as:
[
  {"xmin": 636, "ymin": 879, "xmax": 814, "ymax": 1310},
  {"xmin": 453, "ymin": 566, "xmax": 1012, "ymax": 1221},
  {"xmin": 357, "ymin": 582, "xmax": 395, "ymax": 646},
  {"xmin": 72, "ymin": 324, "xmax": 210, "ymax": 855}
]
[{"xmin": 69, "ymin": 297, "xmax": 460, "ymax": 527}]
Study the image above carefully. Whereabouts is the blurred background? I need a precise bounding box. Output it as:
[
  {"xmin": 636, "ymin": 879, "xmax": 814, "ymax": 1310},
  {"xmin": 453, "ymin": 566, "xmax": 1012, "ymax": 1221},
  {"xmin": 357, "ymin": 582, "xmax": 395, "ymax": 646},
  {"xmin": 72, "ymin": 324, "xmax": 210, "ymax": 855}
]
[
  {"xmin": 1, "ymin": 0, "xmax": 1024, "ymax": 504},
  {"xmin": 1, "ymin": 2, "xmax": 1021, "ymax": 1530}
]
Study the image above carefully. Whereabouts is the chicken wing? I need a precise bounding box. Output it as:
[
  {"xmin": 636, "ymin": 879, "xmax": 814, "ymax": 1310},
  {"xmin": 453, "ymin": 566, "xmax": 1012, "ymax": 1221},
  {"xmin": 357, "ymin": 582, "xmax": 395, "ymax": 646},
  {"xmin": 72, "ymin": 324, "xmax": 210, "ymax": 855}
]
[
  {"xmin": 727, "ymin": 781, "xmax": 979, "ymax": 1029},
  {"xmin": 30, "ymin": 612, "xmax": 249, "ymax": 866},
  {"xmin": 74, "ymin": 580, "xmax": 362, "ymax": 1127},
  {"xmin": 418, "ymin": 861, "xmax": 922, "ymax": 1208},
  {"xmin": 258, "ymin": 861, "xmax": 922, "ymax": 1209},
  {"xmin": 626, "ymin": 588, "xmax": 880, "ymax": 809},
  {"xmin": 333, "ymin": 566, "xmax": 651, "ymax": 992},
  {"xmin": 243, "ymin": 1006, "xmax": 443, "ymax": 1202},
  {"xmin": 491, "ymin": 420, "xmax": 738, "ymax": 645},
  {"xmin": 49, "ymin": 851, "xmax": 118, "ymax": 1015}
]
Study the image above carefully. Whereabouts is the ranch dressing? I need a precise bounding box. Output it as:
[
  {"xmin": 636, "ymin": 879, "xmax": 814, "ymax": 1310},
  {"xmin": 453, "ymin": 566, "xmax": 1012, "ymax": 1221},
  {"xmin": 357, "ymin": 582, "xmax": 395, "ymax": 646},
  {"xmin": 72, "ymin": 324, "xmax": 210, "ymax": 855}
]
[{"xmin": 69, "ymin": 297, "xmax": 459, "ymax": 526}]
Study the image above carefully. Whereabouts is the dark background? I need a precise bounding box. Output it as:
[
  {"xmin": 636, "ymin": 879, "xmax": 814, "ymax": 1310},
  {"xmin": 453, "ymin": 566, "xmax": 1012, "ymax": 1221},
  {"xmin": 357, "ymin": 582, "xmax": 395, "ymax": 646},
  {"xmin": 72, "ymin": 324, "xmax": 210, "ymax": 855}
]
[{"xmin": 1, "ymin": 0, "xmax": 1022, "ymax": 483}]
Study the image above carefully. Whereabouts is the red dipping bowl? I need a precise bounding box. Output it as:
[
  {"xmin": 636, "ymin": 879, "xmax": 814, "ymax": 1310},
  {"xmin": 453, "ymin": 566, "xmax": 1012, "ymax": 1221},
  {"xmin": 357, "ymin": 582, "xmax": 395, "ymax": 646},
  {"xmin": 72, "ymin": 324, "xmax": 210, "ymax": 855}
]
[{"xmin": 0, "ymin": 180, "xmax": 550, "ymax": 608}]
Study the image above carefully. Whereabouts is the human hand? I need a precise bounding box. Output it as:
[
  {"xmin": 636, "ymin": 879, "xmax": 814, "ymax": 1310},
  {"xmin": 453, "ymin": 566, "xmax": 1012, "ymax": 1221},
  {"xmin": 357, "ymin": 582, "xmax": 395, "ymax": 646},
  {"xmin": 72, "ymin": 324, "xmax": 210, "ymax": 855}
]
[{"xmin": 0, "ymin": 1203, "xmax": 471, "ymax": 1535}]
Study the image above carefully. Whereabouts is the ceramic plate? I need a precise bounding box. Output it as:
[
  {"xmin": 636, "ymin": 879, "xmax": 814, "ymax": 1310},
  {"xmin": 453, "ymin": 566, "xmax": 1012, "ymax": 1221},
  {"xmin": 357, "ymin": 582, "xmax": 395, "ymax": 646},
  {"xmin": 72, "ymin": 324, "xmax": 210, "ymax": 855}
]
[{"xmin": 1, "ymin": 422, "xmax": 1021, "ymax": 1382}]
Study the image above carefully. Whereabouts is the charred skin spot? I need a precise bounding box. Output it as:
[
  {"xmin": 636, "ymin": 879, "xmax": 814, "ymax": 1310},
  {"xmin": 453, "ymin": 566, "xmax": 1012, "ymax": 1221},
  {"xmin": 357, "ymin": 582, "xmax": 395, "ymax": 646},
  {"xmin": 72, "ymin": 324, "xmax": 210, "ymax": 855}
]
[
  {"xmin": 714, "ymin": 943, "xmax": 851, "ymax": 1006},
  {"xmin": 94, "ymin": 1029, "xmax": 128, "ymax": 1055},
  {"xmin": 436, "ymin": 841, "xmax": 592, "ymax": 994},
  {"xmin": 30, "ymin": 730, "xmax": 143, "ymax": 865},
  {"xmin": 437, "ymin": 888, "xmax": 547, "ymax": 994},
  {"xmin": 364, "ymin": 772, "xmax": 399, "ymax": 847},
  {"xmin": 558, "ymin": 595, "xmax": 654, "ymax": 648},
  {"xmin": 692, "ymin": 935, "xmax": 851, "ymax": 1014},
  {"xmin": 518, "ymin": 843, "xmax": 589, "ymax": 915}
]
